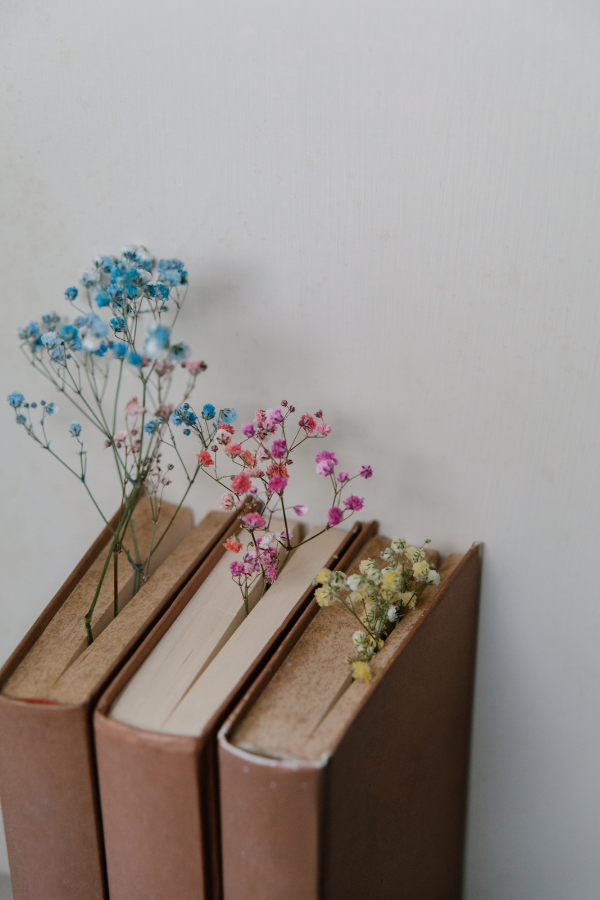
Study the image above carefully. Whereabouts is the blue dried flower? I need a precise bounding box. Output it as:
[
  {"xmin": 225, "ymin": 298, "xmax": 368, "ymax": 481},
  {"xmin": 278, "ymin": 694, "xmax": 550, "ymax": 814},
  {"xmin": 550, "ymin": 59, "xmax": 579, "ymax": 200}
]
[
  {"xmin": 65, "ymin": 287, "xmax": 78, "ymax": 302},
  {"xmin": 201, "ymin": 403, "xmax": 216, "ymax": 420},
  {"xmin": 80, "ymin": 270, "xmax": 97, "ymax": 288},
  {"xmin": 96, "ymin": 290, "xmax": 110, "ymax": 308},
  {"xmin": 127, "ymin": 350, "xmax": 143, "ymax": 367},
  {"xmin": 169, "ymin": 342, "xmax": 189, "ymax": 362},
  {"xmin": 7, "ymin": 392, "xmax": 25, "ymax": 408},
  {"xmin": 111, "ymin": 341, "xmax": 127, "ymax": 359},
  {"xmin": 69, "ymin": 423, "xmax": 82, "ymax": 437},
  {"xmin": 219, "ymin": 407, "xmax": 238, "ymax": 424}
]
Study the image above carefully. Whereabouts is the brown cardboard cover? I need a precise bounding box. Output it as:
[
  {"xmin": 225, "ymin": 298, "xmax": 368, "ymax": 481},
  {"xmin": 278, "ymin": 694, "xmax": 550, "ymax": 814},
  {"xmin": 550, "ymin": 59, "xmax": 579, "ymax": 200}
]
[
  {"xmin": 218, "ymin": 542, "xmax": 482, "ymax": 900},
  {"xmin": 0, "ymin": 508, "xmax": 236, "ymax": 900},
  {"xmin": 93, "ymin": 521, "xmax": 371, "ymax": 900}
]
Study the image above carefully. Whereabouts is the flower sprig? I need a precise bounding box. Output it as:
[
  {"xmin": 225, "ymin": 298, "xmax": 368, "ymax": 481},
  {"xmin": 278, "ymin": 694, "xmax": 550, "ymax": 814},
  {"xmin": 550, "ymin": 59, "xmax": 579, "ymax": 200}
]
[
  {"xmin": 8, "ymin": 247, "xmax": 210, "ymax": 643},
  {"xmin": 177, "ymin": 400, "xmax": 373, "ymax": 612},
  {"xmin": 313, "ymin": 539, "xmax": 440, "ymax": 682}
]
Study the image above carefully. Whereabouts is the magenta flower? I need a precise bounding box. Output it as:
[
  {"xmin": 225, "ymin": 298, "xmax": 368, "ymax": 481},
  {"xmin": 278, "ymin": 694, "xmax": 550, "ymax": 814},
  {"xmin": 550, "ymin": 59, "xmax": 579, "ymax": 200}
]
[
  {"xmin": 317, "ymin": 459, "xmax": 336, "ymax": 477},
  {"xmin": 343, "ymin": 495, "xmax": 364, "ymax": 511},
  {"xmin": 316, "ymin": 422, "xmax": 331, "ymax": 435},
  {"xmin": 242, "ymin": 512, "xmax": 267, "ymax": 529},
  {"xmin": 359, "ymin": 465, "xmax": 373, "ymax": 479},
  {"xmin": 271, "ymin": 438, "xmax": 287, "ymax": 459},
  {"xmin": 231, "ymin": 472, "xmax": 252, "ymax": 494},
  {"xmin": 293, "ymin": 505, "xmax": 308, "ymax": 516},
  {"xmin": 327, "ymin": 506, "xmax": 344, "ymax": 526},
  {"xmin": 337, "ymin": 471, "xmax": 349, "ymax": 483},
  {"xmin": 265, "ymin": 564, "xmax": 278, "ymax": 582},
  {"xmin": 242, "ymin": 422, "xmax": 255, "ymax": 438},
  {"xmin": 268, "ymin": 474, "xmax": 288, "ymax": 493},
  {"xmin": 230, "ymin": 561, "xmax": 245, "ymax": 577},
  {"xmin": 316, "ymin": 450, "xmax": 338, "ymax": 465}
]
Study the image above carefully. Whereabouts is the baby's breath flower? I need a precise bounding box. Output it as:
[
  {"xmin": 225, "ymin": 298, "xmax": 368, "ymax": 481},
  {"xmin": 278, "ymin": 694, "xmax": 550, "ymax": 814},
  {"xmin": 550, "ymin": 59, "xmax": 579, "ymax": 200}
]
[
  {"xmin": 390, "ymin": 538, "xmax": 407, "ymax": 553},
  {"xmin": 346, "ymin": 574, "xmax": 364, "ymax": 591},
  {"xmin": 412, "ymin": 560, "xmax": 431, "ymax": 581},
  {"xmin": 352, "ymin": 661, "xmax": 372, "ymax": 682},
  {"xmin": 315, "ymin": 586, "xmax": 335, "ymax": 607}
]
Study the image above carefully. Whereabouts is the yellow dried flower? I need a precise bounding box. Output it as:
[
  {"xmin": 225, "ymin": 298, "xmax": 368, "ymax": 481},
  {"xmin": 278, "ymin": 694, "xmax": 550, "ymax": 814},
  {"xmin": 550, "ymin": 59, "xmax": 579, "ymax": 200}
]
[
  {"xmin": 315, "ymin": 568, "xmax": 332, "ymax": 585},
  {"xmin": 412, "ymin": 560, "xmax": 430, "ymax": 581},
  {"xmin": 315, "ymin": 586, "xmax": 334, "ymax": 607},
  {"xmin": 352, "ymin": 660, "xmax": 372, "ymax": 682},
  {"xmin": 382, "ymin": 569, "xmax": 401, "ymax": 591}
]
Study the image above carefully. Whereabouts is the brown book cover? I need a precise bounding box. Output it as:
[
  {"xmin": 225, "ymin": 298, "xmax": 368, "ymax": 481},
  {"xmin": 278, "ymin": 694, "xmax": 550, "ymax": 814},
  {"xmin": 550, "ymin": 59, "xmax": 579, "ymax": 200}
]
[
  {"xmin": 0, "ymin": 504, "xmax": 236, "ymax": 900},
  {"xmin": 93, "ymin": 521, "xmax": 371, "ymax": 900},
  {"xmin": 217, "ymin": 541, "xmax": 482, "ymax": 900}
]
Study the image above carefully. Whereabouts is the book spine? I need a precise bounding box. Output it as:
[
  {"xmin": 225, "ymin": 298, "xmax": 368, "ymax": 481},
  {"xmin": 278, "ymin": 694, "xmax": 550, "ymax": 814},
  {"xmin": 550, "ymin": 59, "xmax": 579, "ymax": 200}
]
[
  {"xmin": 219, "ymin": 743, "xmax": 324, "ymax": 900},
  {"xmin": 0, "ymin": 698, "xmax": 106, "ymax": 900}
]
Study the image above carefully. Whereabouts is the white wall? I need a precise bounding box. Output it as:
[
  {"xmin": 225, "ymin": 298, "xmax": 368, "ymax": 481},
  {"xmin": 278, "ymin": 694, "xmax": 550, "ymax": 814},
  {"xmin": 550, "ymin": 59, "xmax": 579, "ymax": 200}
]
[{"xmin": 1, "ymin": 1, "xmax": 600, "ymax": 895}]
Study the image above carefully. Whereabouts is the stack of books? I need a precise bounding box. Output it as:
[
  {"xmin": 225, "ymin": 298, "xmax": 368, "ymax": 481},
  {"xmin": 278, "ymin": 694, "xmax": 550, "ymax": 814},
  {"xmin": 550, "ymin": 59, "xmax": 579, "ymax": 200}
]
[{"xmin": 0, "ymin": 501, "xmax": 481, "ymax": 900}]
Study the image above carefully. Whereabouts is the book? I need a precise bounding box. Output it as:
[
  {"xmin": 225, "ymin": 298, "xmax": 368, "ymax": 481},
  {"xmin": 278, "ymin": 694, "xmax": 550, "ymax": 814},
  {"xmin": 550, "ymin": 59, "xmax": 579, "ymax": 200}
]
[
  {"xmin": 217, "ymin": 535, "xmax": 482, "ymax": 900},
  {"xmin": 93, "ymin": 520, "xmax": 369, "ymax": 900},
  {"xmin": 0, "ymin": 498, "xmax": 236, "ymax": 900}
]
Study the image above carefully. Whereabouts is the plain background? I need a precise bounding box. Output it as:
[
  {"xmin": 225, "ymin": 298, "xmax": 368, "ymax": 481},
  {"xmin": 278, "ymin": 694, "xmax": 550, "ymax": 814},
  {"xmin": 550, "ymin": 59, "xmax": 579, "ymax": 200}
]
[{"xmin": 1, "ymin": 1, "xmax": 600, "ymax": 897}]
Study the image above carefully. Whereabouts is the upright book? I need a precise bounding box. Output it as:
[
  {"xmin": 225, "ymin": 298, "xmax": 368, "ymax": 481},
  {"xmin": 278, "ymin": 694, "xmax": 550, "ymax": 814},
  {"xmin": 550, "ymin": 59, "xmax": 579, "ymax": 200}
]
[
  {"xmin": 218, "ymin": 536, "xmax": 482, "ymax": 900},
  {"xmin": 0, "ymin": 498, "xmax": 236, "ymax": 900},
  {"xmin": 94, "ymin": 520, "xmax": 370, "ymax": 900}
]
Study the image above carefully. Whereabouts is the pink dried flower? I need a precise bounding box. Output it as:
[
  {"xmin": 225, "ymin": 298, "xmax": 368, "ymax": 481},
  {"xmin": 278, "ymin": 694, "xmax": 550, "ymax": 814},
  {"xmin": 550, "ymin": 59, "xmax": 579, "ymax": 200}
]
[
  {"xmin": 230, "ymin": 561, "xmax": 245, "ymax": 577},
  {"xmin": 316, "ymin": 422, "xmax": 331, "ymax": 436},
  {"xmin": 197, "ymin": 450, "xmax": 213, "ymax": 466},
  {"xmin": 299, "ymin": 414, "xmax": 316, "ymax": 433},
  {"xmin": 155, "ymin": 361, "xmax": 174, "ymax": 377},
  {"xmin": 316, "ymin": 451, "xmax": 338, "ymax": 477},
  {"xmin": 246, "ymin": 467, "xmax": 264, "ymax": 478},
  {"xmin": 315, "ymin": 409, "xmax": 323, "ymax": 419},
  {"xmin": 266, "ymin": 408, "xmax": 283, "ymax": 426},
  {"xmin": 337, "ymin": 471, "xmax": 349, "ymax": 483},
  {"xmin": 161, "ymin": 476, "xmax": 172, "ymax": 486},
  {"xmin": 219, "ymin": 423, "xmax": 235, "ymax": 435},
  {"xmin": 216, "ymin": 429, "xmax": 231, "ymax": 445},
  {"xmin": 327, "ymin": 506, "xmax": 344, "ymax": 526},
  {"xmin": 359, "ymin": 465, "xmax": 373, "ymax": 479},
  {"xmin": 125, "ymin": 397, "xmax": 146, "ymax": 417},
  {"xmin": 242, "ymin": 422, "xmax": 255, "ymax": 438},
  {"xmin": 271, "ymin": 439, "xmax": 287, "ymax": 459},
  {"xmin": 224, "ymin": 442, "xmax": 243, "ymax": 457},
  {"xmin": 268, "ymin": 474, "xmax": 288, "ymax": 493},
  {"xmin": 220, "ymin": 492, "xmax": 236, "ymax": 511},
  {"xmin": 265, "ymin": 564, "xmax": 278, "ymax": 582},
  {"xmin": 343, "ymin": 495, "xmax": 364, "ymax": 511},
  {"xmin": 254, "ymin": 409, "xmax": 266, "ymax": 423},
  {"xmin": 242, "ymin": 512, "xmax": 267, "ymax": 530},
  {"xmin": 316, "ymin": 450, "xmax": 338, "ymax": 465},
  {"xmin": 184, "ymin": 360, "xmax": 207, "ymax": 375},
  {"xmin": 231, "ymin": 472, "xmax": 252, "ymax": 494},
  {"xmin": 293, "ymin": 505, "xmax": 308, "ymax": 516}
]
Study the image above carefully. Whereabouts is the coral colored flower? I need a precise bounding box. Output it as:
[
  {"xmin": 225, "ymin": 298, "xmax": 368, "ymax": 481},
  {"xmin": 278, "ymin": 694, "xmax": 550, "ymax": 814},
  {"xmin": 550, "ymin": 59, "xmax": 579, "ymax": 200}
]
[
  {"xmin": 241, "ymin": 422, "xmax": 255, "ymax": 438},
  {"xmin": 299, "ymin": 414, "xmax": 316, "ymax": 433},
  {"xmin": 184, "ymin": 360, "xmax": 206, "ymax": 375},
  {"xmin": 327, "ymin": 506, "xmax": 344, "ymax": 526},
  {"xmin": 343, "ymin": 495, "xmax": 364, "ymax": 511},
  {"xmin": 359, "ymin": 465, "xmax": 373, "ymax": 479},
  {"xmin": 246, "ymin": 467, "xmax": 264, "ymax": 478},
  {"xmin": 242, "ymin": 512, "xmax": 267, "ymax": 530},
  {"xmin": 268, "ymin": 474, "xmax": 288, "ymax": 493},
  {"xmin": 224, "ymin": 538, "xmax": 243, "ymax": 553},
  {"xmin": 316, "ymin": 422, "xmax": 331, "ymax": 435},
  {"xmin": 197, "ymin": 450, "xmax": 213, "ymax": 466},
  {"xmin": 265, "ymin": 408, "xmax": 283, "ymax": 426},
  {"xmin": 224, "ymin": 442, "xmax": 243, "ymax": 457},
  {"xmin": 271, "ymin": 438, "xmax": 287, "ymax": 459},
  {"xmin": 266, "ymin": 462, "xmax": 289, "ymax": 478},
  {"xmin": 125, "ymin": 397, "xmax": 146, "ymax": 417},
  {"xmin": 337, "ymin": 470, "xmax": 349, "ymax": 483},
  {"xmin": 218, "ymin": 423, "xmax": 235, "ymax": 435},
  {"xmin": 293, "ymin": 505, "xmax": 308, "ymax": 516},
  {"xmin": 230, "ymin": 561, "xmax": 245, "ymax": 577},
  {"xmin": 241, "ymin": 450, "xmax": 256, "ymax": 466},
  {"xmin": 254, "ymin": 409, "xmax": 266, "ymax": 423},
  {"xmin": 231, "ymin": 472, "xmax": 252, "ymax": 493},
  {"xmin": 220, "ymin": 492, "xmax": 235, "ymax": 511}
]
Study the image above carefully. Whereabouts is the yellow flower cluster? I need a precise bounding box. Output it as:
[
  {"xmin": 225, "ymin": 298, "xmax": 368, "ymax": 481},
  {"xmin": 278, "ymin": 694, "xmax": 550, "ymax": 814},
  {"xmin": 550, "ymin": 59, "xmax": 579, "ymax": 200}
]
[{"xmin": 313, "ymin": 537, "xmax": 440, "ymax": 681}]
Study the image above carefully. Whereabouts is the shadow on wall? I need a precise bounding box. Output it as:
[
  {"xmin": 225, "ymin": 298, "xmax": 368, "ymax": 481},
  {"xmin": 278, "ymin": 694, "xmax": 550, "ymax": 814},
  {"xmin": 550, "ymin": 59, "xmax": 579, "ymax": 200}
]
[{"xmin": 0, "ymin": 874, "xmax": 11, "ymax": 900}]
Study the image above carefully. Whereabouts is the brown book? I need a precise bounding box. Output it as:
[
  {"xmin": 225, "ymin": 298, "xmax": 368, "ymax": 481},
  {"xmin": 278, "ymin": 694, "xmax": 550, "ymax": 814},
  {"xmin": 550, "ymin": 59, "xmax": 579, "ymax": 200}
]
[
  {"xmin": 218, "ymin": 537, "xmax": 482, "ymax": 900},
  {"xmin": 0, "ymin": 499, "xmax": 236, "ymax": 900},
  {"xmin": 93, "ymin": 521, "xmax": 370, "ymax": 900}
]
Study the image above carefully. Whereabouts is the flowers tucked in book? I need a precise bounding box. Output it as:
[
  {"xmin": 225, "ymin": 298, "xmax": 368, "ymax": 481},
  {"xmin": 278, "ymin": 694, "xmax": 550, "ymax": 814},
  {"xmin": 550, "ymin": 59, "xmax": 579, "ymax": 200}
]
[
  {"xmin": 313, "ymin": 538, "xmax": 440, "ymax": 681},
  {"xmin": 7, "ymin": 246, "xmax": 216, "ymax": 643}
]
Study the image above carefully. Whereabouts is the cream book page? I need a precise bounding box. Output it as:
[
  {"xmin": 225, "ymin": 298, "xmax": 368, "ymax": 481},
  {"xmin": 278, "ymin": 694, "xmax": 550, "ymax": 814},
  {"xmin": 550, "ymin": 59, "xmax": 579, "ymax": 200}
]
[
  {"xmin": 110, "ymin": 520, "xmax": 294, "ymax": 731},
  {"xmin": 162, "ymin": 526, "xmax": 348, "ymax": 737}
]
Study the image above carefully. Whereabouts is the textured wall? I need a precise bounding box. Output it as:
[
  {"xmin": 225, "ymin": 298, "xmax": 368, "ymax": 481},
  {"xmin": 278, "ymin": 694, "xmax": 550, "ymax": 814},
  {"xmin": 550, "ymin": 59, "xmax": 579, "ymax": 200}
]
[{"xmin": 1, "ymin": 1, "xmax": 600, "ymax": 896}]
